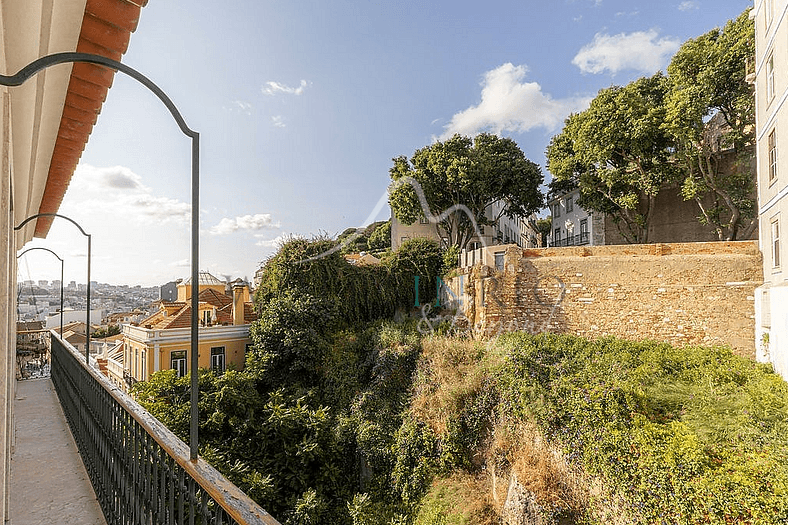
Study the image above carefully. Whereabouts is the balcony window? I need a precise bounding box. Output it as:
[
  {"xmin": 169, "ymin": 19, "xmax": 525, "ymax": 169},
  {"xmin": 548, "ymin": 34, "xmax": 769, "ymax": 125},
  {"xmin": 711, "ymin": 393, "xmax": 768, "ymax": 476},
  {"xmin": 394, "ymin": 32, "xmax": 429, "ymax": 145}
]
[
  {"xmin": 171, "ymin": 350, "xmax": 187, "ymax": 378},
  {"xmin": 554, "ymin": 228, "xmax": 562, "ymax": 245},
  {"xmin": 211, "ymin": 346, "xmax": 226, "ymax": 374}
]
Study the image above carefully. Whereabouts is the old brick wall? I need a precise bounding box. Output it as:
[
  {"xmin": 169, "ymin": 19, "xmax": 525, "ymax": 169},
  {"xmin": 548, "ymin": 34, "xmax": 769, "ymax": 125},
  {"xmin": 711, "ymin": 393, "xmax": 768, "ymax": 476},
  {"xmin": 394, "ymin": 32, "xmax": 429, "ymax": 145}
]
[{"xmin": 453, "ymin": 241, "xmax": 763, "ymax": 358}]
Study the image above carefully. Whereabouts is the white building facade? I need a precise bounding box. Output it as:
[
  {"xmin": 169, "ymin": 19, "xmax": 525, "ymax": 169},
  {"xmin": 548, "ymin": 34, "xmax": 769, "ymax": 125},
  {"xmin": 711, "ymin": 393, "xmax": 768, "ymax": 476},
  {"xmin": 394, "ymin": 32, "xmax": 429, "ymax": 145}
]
[
  {"xmin": 754, "ymin": 0, "xmax": 788, "ymax": 379},
  {"xmin": 547, "ymin": 188, "xmax": 604, "ymax": 247},
  {"xmin": 391, "ymin": 200, "xmax": 540, "ymax": 251}
]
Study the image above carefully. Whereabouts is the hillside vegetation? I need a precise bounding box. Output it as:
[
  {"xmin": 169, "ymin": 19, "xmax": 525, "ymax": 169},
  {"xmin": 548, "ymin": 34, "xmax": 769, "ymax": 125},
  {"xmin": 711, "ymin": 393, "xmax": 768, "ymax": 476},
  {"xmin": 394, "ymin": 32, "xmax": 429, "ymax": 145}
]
[{"xmin": 134, "ymin": 238, "xmax": 788, "ymax": 524}]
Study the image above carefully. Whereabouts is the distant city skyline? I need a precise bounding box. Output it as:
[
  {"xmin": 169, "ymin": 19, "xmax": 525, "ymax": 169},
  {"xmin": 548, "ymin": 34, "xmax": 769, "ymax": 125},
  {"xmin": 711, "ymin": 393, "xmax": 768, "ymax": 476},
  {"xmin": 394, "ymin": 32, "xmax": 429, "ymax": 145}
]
[{"xmin": 16, "ymin": 0, "xmax": 754, "ymax": 286}]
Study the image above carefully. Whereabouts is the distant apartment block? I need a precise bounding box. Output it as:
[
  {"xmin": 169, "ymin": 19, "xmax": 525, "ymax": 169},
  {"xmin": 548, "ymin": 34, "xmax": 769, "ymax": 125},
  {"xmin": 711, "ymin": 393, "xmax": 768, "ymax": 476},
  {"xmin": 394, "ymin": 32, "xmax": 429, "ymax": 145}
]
[
  {"xmin": 549, "ymin": 175, "xmax": 755, "ymax": 248},
  {"xmin": 391, "ymin": 200, "xmax": 540, "ymax": 251},
  {"xmin": 547, "ymin": 188, "xmax": 603, "ymax": 247},
  {"xmin": 159, "ymin": 280, "xmax": 179, "ymax": 302}
]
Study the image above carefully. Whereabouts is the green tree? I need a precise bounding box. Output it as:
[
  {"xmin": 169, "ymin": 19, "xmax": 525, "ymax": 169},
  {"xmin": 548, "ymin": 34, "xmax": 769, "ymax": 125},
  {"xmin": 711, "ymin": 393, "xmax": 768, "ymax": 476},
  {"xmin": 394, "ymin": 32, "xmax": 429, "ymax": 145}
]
[
  {"xmin": 665, "ymin": 8, "xmax": 756, "ymax": 240},
  {"xmin": 547, "ymin": 74, "xmax": 677, "ymax": 244},
  {"xmin": 535, "ymin": 217, "xmax": 552, "ymax": 248},
  {"xmin": 92, "ymin": 324, "xmax": 121, "ymax": 338},
  {"xmin": 388, "ymin": 133, "xmax": 544, "ymax": 250},
  {"xmin": 367, "ymin": 220, "xmax": 391, "ymax": 251}
]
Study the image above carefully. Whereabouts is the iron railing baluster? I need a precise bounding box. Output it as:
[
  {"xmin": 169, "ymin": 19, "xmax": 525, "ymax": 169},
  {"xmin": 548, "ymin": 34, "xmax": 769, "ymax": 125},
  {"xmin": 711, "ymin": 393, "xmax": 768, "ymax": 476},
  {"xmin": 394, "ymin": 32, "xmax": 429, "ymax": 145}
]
[{"xmin": 49, "ymin": 333, "xmax": 279, "ymax": 525}]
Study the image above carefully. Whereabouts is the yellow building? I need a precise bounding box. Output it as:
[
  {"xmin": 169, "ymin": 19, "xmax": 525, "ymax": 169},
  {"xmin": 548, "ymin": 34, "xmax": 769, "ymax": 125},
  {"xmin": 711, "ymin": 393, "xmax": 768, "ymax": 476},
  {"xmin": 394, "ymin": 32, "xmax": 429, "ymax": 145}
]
[{"xmin": 113, "ymin": 274, "xmax": 256, "ymax": 390}]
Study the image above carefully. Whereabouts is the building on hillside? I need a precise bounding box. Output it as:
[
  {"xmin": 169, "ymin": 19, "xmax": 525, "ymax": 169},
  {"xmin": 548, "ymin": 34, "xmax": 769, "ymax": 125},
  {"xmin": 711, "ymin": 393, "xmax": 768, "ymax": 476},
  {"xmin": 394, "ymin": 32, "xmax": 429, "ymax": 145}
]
[
  {"xmin": 754, "ymin": 0, "xmax": 788, "ymax": 380},
  {"xmin": 114, "ymin": 276, "xmax": 256, "ymax": 392},
  {"xmin": 103, "ymin": 310, "xmax": 146, "ymax": 326},
  {"xmin": 547, "ymin": 188, "xmax": 604, "ymax": 247},
  {"xmin": 391, "ymin": 201, "xmax": 540, "ymax": 251},
  {"xmin": 44, "ymin": 308, "xmax": 105, "ymax": 329},
  {"xmin": 344, "ymin": 252, "xmax": 381, "ymax": 266}
]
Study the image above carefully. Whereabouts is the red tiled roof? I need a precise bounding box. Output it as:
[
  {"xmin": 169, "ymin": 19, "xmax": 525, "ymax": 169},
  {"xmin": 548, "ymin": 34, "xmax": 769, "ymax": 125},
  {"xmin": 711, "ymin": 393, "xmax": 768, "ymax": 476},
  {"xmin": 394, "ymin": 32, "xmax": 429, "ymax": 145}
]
[
  {"xmin": 139, "ymin": 286, "xmax": 258, "ymax": 330},
  {"xmin": 35, "ymin": 0, "xmax": 149, "ymax": 237},
  {"xmin": 198, "ymin": 288, "xmax": 232, "ymax": 308}
]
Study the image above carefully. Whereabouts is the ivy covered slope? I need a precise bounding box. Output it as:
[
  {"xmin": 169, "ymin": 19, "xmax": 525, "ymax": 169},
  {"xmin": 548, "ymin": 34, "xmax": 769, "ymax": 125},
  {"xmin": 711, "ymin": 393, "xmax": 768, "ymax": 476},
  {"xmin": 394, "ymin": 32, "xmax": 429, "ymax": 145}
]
[
  {"xmin": 131, "ymin": 236, "xmax": 788, "ymax": 524},
  {"xmin": 407, "ymin": 334, "xmax": 788, "ymax": 525}
]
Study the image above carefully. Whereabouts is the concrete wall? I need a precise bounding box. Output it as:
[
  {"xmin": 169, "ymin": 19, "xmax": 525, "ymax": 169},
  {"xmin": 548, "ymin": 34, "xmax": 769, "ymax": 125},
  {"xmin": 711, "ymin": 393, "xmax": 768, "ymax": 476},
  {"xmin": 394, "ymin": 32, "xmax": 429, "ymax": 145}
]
[
  {"xmin": 449, "ymin": 241, "xmax": 763, "ymax": 358},
  {"xmin": 602, "ymin": 182, "xmax": 758, "ymax": 245}
]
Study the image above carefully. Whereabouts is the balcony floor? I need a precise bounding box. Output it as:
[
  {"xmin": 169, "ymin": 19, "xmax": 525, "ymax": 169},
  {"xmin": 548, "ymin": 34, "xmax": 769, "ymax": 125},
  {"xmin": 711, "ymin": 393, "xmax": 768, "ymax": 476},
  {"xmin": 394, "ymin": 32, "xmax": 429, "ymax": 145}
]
[{"xmin": 10, "ymin": 378, "xmax": 106, "ymax": 525}]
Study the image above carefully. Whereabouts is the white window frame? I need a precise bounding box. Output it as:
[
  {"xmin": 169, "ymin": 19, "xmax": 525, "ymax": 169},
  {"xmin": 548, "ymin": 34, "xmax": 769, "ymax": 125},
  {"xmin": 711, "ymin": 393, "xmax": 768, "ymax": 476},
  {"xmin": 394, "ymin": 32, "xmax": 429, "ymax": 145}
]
[
  {"xmin": 773, "ymin": 218, "xmax": 781, "ymax": 269},
  {"xmin": 211, "ymin": 346, "xmax": 226, "ymax": 374},
  {"xmin": 769, "ymin": 129, "xmax": 778, "ymax": 184},
  {"xmin": 767, "ymin": 53, "xmax": 775, "ymax": 102},
  {"xmin": 171, "ymin": 350, "xmax": 187, "ymax": 378}
]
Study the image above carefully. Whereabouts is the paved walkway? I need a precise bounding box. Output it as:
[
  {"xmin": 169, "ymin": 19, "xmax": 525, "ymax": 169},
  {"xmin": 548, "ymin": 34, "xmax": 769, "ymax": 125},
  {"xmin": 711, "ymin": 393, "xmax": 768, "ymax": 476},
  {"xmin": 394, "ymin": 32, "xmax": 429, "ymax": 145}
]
[{"xmin": 9, "ymin": 378, "xmax": 106, "ymax": 525}]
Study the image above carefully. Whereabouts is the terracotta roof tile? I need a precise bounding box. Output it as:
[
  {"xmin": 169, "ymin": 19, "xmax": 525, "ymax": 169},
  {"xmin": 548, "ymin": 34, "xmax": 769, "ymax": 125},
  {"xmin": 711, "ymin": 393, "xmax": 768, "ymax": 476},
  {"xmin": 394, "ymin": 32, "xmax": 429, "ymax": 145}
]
[
  {"xmin": 244, "ymin": 303, "xmax": 257, "ymax": 324},
  {"xmin": 35, "ymin": 0, "xmax": 149, "ymax": 238},
  {"xmin": 198, "ymin": 288, "xmax": 232, "ymax": 308},
  {"xmin": 85, "ymin": 0, "xmax": 144, "ymax": 33}
]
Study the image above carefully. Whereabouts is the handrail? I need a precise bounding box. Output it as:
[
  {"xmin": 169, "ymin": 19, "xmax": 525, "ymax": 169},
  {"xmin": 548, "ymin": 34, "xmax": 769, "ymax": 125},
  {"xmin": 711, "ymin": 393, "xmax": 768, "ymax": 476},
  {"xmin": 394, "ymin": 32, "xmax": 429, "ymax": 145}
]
[{"xmin": 50, "ymin": 330, "xmax": 280, "ymax": 524}]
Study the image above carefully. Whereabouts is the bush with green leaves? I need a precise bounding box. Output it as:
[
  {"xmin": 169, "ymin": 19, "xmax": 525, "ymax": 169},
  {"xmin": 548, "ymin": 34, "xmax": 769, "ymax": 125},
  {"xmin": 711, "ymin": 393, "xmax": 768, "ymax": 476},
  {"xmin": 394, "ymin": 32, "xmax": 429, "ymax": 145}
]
[
  {"xmin": 247, "ymin": 291, "xmax": 337, "ymax": 389},
  {"xmin": 255, "ymin": 236, "xmax": 444, "ymax": 326},
  {"xmin": 494, "ymin": 333, "xmax": 788, "ymax": 524}
]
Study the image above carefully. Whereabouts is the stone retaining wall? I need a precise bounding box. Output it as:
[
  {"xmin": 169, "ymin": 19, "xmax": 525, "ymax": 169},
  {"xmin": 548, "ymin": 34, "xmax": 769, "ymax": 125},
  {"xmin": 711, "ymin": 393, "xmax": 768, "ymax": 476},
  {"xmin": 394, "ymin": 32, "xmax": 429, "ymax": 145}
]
[{"xmin": 448, "ymin": 241, "xmax": 763, "ymax": 358}]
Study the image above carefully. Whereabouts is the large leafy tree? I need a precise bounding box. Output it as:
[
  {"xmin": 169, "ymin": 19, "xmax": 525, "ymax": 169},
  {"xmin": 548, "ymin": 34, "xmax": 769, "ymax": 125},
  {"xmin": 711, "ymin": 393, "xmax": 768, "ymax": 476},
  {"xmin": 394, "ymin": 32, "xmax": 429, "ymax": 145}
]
[
  {"xmin": 665, "ymin": 8, "xmax": 756, "ymax": 240},
  {"xmin": 388, "ymin": 133, "xmax": 544, "ymax": 250},
  {"xmin": 546, "ymin": 73, "xmax": 677, "ymax": 244}
]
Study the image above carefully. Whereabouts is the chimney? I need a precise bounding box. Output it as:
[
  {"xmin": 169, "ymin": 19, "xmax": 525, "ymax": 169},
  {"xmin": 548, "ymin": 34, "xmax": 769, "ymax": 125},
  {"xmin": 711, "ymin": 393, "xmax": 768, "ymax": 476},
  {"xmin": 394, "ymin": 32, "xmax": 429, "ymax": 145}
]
[{"xmin": 232, "ymin": 283, "xmax": 246, "ymax": 325}]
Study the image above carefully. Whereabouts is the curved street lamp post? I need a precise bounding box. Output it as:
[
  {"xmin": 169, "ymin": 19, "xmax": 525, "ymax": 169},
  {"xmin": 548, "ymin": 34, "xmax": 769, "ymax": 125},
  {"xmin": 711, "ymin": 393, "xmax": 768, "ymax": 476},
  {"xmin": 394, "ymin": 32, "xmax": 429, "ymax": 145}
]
[
  {"xmin": 2, "ymin": 53, "xmax": 201, "ymax": 460},
  {"xmin": 17, "ymin": 246, "xmax": 64, "ymax": 338}
]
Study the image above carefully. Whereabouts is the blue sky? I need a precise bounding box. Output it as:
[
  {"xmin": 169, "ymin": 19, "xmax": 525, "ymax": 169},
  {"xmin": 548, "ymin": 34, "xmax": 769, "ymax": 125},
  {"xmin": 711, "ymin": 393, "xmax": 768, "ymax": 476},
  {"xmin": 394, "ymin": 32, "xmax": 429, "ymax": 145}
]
[{"xmin": 18, "ymin": 0, "xmax": 753, "ymax": 287}]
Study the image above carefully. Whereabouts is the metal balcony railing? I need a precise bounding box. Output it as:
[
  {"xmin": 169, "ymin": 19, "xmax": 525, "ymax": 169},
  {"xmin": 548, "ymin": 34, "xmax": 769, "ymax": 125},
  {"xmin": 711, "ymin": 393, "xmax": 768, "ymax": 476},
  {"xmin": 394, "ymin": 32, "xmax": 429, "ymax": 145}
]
[
  {"xmin": 551, "ymin": 231, "xmax": 590, "ymax": 247},
  {"xmin": 50, "ymin": 332, "xmax": 281, "ymax": 525}
]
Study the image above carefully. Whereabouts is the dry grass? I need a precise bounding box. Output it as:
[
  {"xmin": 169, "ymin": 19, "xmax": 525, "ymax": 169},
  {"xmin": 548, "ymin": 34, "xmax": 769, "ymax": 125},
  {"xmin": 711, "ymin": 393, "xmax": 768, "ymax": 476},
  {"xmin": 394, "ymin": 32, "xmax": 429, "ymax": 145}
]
[
  {"xmin": 487, "ymin": 422, "xmax": 584, "ymax": 512},
  {"xmin": 410, "ymin": 335, "xmax": 635, "ymax": 524},
  {"xmin": 416, "ymin": 472, "xmax": 499, "ymax": 525},
  {"xmin": 410, "ymin": 336, "xmax": 490, "ymax": 435}
]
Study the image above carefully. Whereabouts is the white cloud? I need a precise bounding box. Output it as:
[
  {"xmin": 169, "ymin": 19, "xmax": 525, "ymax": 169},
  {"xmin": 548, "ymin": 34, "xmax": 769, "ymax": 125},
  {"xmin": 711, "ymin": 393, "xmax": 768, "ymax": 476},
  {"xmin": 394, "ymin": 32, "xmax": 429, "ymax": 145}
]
[
  {"xmin": 572, "ymin": 29, "xmax": 681, "ymax": 75},
  {"xmin": 169, "ymin": 258, "xmax": 190, "ymax": 268},
  {"xmin": 209, "ymin": 214, "xmax": 280, "ymax": 235},
  {"xmin": 441, "ymin": 63, "xmax": 590, "ymax": 139},
  {"xmin": 64, "ymin": 165, "xmax": 191, "ymax": 224},
  {"xmin": 678, "ymin": 1, "xmax": 699, "ymax": 11},
  {"xmin": 227, "ymin": 100, "xmax": 252, "ymax": 115},
  {"xmin": 262, "ymin": 80, "xmax": 308, "ymax": 96},
  {"xmin": 271, "ymin": 115, "xmax": 286, "ymax": 128}
]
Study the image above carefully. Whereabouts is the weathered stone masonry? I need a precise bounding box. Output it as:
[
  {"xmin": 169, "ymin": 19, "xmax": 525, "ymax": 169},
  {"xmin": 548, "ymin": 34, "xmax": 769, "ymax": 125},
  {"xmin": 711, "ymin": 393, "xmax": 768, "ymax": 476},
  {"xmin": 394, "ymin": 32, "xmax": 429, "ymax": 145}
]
[{"xmin": 449, "ymin": 241, "xmax": 763, "ymax": 358}]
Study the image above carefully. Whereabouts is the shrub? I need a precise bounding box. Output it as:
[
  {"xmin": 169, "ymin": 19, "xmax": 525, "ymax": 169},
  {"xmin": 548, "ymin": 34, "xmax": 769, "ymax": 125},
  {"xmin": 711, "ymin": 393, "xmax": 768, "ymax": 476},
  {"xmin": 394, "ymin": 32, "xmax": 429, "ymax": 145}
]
[{"xmin": 247, "ymin": 291, "xmax": 337, "ymax": 388}]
